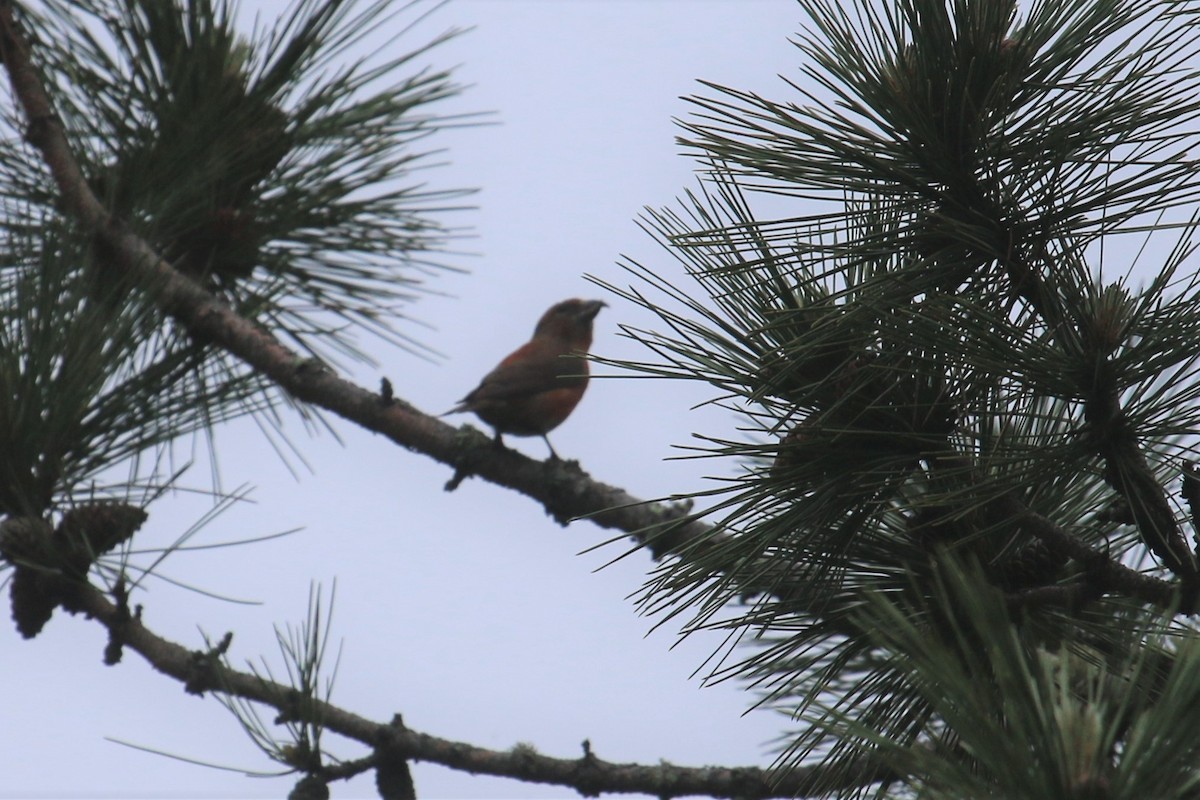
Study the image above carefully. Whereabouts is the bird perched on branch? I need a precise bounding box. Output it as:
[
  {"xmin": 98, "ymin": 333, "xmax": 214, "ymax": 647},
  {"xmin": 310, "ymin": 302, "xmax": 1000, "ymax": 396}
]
[{"xmin": 447, "ymin": 298, "xmax": 606, "ymax": 459}]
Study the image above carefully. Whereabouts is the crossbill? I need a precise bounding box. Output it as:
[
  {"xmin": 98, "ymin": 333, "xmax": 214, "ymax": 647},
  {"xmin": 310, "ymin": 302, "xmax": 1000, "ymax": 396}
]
[{"xmin": 447, "ymin": 298, "xmax": 606, "ymax": 458}]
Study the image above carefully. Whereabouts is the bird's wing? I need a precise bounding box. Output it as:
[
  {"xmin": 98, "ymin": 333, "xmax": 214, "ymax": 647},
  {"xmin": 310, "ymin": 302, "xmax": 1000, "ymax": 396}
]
[{"xmin": 460, "ymin": 352, "xmax": 587, "ymax": 408}]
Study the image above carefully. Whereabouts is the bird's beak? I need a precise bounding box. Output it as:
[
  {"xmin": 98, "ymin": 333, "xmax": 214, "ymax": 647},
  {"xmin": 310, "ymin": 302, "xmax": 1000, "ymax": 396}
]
[{"xmin": 578, "ymin": 300, "xmax": 607, "ymax": 322}]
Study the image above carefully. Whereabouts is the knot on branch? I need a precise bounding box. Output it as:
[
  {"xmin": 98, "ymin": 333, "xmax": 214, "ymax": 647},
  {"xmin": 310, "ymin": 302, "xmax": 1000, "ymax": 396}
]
[
  {"xmin": 184, "ymin": 631, "xmax": 233, "ymax": 696},
  {"xmin": 23, "ymin": 111, "xmax": 59, "ymax": 148},
  {"xmin": 444, "ymin": 425, "xmax": 497, "ymax": 491},
  {"xmin": 103, "ymin": 578, "xmax": 139, "ymax": 666},
  {"xmin": 279, "ymin": 740, "xmax": 323, "ymax": 773},
  {"xmin": 574, "ymin": 739, "xmax": 604, "ymax": 798},
  {"xmin": 274, "ymin": 687, "xmax": 314, "ymax": 726}
]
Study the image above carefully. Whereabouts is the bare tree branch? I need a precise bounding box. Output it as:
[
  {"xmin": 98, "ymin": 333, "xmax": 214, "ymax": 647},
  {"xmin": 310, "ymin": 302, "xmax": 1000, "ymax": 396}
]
[{"xmin": 42, "ymin": 569, "xmax": 882, "ymax": 799}]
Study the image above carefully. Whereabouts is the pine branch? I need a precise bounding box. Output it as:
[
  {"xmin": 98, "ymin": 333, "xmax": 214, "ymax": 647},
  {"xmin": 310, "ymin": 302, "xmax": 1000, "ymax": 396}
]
[
  {"xmin": 34, "ymin": 568, "xmax": 883, "ymax": 799},
  {"xmin": 1010, "ymin": 501, "xmax": 1179, "ymax": 610},
  {"xmin": 0, "ymin": 1, "xmax": 720, "ymax": 560},
  {"xmin": 1081, "ymin": 363, "xmax": 1198, "ymax": 594},
  {"xmin": 930, "ymin": 454, "xmax": 1180, "ymax": 612}
]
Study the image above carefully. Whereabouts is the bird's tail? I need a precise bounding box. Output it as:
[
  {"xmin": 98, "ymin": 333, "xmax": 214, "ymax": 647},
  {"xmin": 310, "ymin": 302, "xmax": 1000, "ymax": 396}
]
[{"xmin": 442, "ymin": 401, "xmax": 470, "ymax": 417}]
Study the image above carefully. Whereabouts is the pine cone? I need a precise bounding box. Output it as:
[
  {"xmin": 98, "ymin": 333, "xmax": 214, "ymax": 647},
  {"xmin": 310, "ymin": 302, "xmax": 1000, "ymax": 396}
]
[
  {"xmin": 10, "ymin": 568, "xmax": 56, "ymax": 639},
  {"xmin": 2, "ymin": 517, "xmax": 57, "ymax": 638},
  {"xmin": 0, "ymin": 515, "xmax": 52, "ymax": 563},
  {"xmin": 56, "ymin": 502, "xmax": 147, "ymax": 566},
  {"xmin": 993, "ymin": 537, "xmax": 1069, "ymax": 590},
  {"xmin": 288, "ymin": 775, "xmax": 329, "ymax": 800},
  {"xmin": 375, "ymin": 754, "xmax": 416, "ymax": 800}
]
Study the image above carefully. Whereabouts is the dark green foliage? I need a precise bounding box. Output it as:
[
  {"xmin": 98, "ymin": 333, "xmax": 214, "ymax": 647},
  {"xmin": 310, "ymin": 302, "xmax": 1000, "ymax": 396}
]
[
  {"xmin": 0, "ymin": 0, "xmax": 471, "ymax": 511},
  {"xmin": 0, "ymin": 0, "xmax": 469, "ymax": 657},
  {"xmin": 0, "ymin": 229, "xmax": 269, "ymax": 516},
  {"xmin": 601, "ymin": 0, "xmax": 1200, "ymax": 793},
  {"xmin": 841, "ymin": 562, "xmax": 1200, "ymax": 799},
  {"xmin": 5, "ymin": 0, "xmax": 473, "ymax": 364}
]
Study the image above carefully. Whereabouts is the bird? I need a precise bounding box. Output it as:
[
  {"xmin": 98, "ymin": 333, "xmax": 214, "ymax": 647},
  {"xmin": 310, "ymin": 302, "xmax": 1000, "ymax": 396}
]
[{"xmin": 447, "ymin": 298, "xmax": 606, "ymax": 459}]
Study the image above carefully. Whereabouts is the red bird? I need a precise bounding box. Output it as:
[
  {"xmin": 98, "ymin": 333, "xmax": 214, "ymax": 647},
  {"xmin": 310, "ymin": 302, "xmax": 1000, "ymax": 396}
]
[{"xmin": 448, "ymin": 298, "xmax": 606, "ymax": 458}]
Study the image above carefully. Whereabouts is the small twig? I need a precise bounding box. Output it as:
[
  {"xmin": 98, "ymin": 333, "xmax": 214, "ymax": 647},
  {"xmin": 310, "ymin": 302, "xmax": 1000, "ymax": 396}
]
[{"xmin": 103, "ymin": 577, "xmax": 133, "ymax": 665}]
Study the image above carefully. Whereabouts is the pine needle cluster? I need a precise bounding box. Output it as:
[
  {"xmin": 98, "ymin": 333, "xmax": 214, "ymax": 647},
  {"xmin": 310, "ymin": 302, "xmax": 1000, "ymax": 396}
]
[
  {"xmin": 603, "ymin": 0, "xmax": 1200, "ymax": 793},
  {"xmin": 0, "ymin": 0, "xmax": 470, "ymax": 516}
]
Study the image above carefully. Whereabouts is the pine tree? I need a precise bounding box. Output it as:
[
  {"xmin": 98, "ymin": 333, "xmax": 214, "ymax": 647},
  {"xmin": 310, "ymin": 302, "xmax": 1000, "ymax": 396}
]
[{"xmin": 5, "ymin": 0, "xmax": 1200, "ymax": 797}]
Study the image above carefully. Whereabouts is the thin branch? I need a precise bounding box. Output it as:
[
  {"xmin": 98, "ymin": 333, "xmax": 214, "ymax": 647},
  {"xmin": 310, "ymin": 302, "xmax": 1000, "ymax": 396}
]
[{"xmin": 52, "ymin": 572, "xmax": 883, "ymax": 799}]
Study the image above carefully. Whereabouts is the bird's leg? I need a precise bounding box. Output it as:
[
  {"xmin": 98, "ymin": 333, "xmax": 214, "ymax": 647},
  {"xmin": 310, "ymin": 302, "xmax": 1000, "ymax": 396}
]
[
  {"xmin": 542, "ymin": 435, "xmax": 560, "ymax": 461},
  {"xmin": 492, "ymin": 431, "xmax": 508, "ymax": 450}
]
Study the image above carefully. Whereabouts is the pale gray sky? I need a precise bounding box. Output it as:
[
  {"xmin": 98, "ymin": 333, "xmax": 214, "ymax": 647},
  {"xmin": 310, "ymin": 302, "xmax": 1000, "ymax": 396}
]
[{"xmin": 1, "ymin": 2, "xmax": 807, "ymax": 797}]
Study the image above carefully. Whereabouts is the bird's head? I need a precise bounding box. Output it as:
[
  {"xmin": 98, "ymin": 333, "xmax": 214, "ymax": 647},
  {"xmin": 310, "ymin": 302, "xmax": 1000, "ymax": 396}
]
[{"xmin": 532, "ymin": 298, "xmax": 606, "ymax": 346}]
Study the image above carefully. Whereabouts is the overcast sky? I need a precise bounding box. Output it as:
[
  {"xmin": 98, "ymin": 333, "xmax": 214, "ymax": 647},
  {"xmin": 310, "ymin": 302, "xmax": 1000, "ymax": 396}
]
[{"xmin": 1, "ymin": 1, "xmax": 810, "ymax": 798}]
